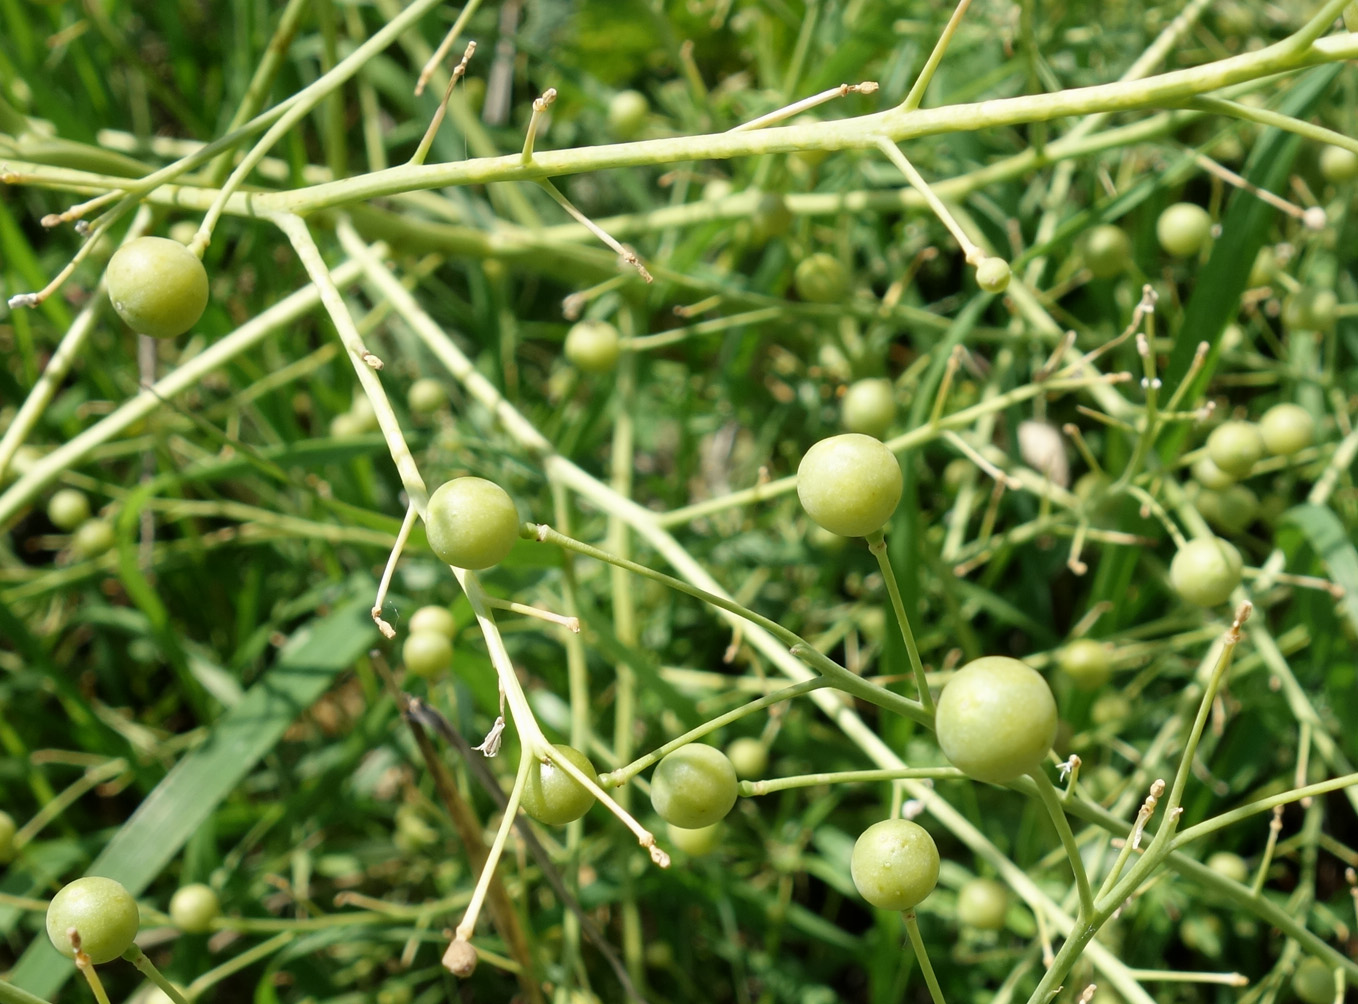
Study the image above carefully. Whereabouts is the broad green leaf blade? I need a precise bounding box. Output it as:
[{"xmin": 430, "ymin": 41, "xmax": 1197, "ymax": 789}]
[
  {"xmin": 1283, "ymin": 503, "xmax": 1358, "ymax": 635},
  {"xmin": 9, "ymin": 590, "xmax": 378, "ymax": 999}
]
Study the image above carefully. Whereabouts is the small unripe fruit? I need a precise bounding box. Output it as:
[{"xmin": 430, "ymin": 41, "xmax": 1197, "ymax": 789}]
[
  {"xmin": 725, "ymin": 737, "xmax": 768, "ymax": 779},
  {"xmin": 651, "ymin": 744, "xmax": 738, "ymax": 829},
  {"xmin": 46, "ymin": 876, "xmax": 140, "ymax": 964},
  {"xmin": 934, "ymin": 656, "xmax": 1058, "ymax": 783},
  {"xmin": 957, "ymin": 877, "xmax": 1009, "ymax": 930},
  {"xmin": 1083, "ymin": 225, "xmax": 1132, "ymax": 279},
  {"xmin": 797, "ymin": 434, "xmax": 903, "ymax": 538},
  {"xmin": 1169, "ymin": 537, "xmax": 1243, "ymax": 607},
  {"xmin": 608, "ymin": 90, "xmax": 649, "ymax": 140},
  {"xmin": 564, "ymin": 319, "xmax": 622, "ymax": 374},
  {"xmin": 169, "ymin": 883, "xmax": 220, "ymax": 933},
  {"xmin": 106, "ymin": 236, "xmax": 209, "ymax": 339},
  {"xmin": 841, "ymin": 378, "xmax": 895, "ymax": 439},
  {"xmin": 975, "ymin": 257, "xmax": 1011, "ymax": 293},
  {"xmin": 408, "ymin": 605, "xmax": 456, "ymax": 638},
  {"xmin": 750, "ymin": 193, "xmax": 793, "ymax": 243},
  {"xmin": 48, "ymin": 488, "xmax": 90, "ymax": 531},
  {"xmin": 667, "ymin": 822, "xmax": 722, "ymax": 856},
  {"xmin": 403, "ymin": 630, "xmax": 453, "ymax": 679},
  {"xmin": 1206, "ymin": 421, "xmax": 1264, "ymax": 479},
  {"xmin": 0, "ymin": 810, "xmax": 15, "ymax": 862},
  {"xmin": 1191, "ymin": 456, "xmax": 1237, "ymax": 491},
  {"xmin": 1206, "ymin": 851, "xmax": 1249, "ymax": 884},
  {"xmin": 71, "ymin": 519, "xmax": 116, "ymax": 560},
  {"xmin": 1319, "ymin": 145, "xmax": 1358, "ymax": 184},
  {"xmin": 851, "ymin": 819, "xmax": 939, "ymax": 910},
  {"xmin": 1259, "ymin": 403, "xmax": 1315, "ymax": 456},
  {"xmin": 520, "ymin": 745, "xmax": 597, "ymax": 826},
  {"xmin": 1057, "ymin": 638, "xmax": 1111, "ymax": 691},
  {"xmin": 1292, "ymin": 957, "xmax": 1334, "ymax": 1004},
  {"xmin": 408, "ymin": 378, "xmax": 446, "ymax": 415},
  {"xmin": 426, "ymin": 477, "xmax": 519, "ymax": 569},
  {"xmin": 793, "ymin": 253, "xmax": 849, "ymax": 303},
  {"xmin": 1156, "ymin": 203, "xmax": 1212, "ymax": 258},
  {"xmin": 1283, "ymin": 288, "xmax": 1338, "ymax": 332}
]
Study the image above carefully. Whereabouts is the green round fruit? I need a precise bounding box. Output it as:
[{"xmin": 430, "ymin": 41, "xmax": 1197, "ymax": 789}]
[
  {"xmin": 46, "ymin": 876, "xmax": 140, "ymax": 964},
  {"xmin": 0, "ymin": 810, "xmax": 16, "ymax": 863},
  {"xmin": 403, "ymin": 630, "xmax": 453, "ymax": 679},
  {"xmin": 1248, "ymin": 246, "xmax": 1277, "ymax": 287},
  {"xmin": 1191, "ymin": 455, "xmax": 1237, "ymax": 491},
  {"xmin": 1196, "ymin": 484, "xmax": 1259, "ymax": 536},
  {"xmin": 1292, "ymin": 957, "xmax": 1334, "ymax": 1004},
  {"xmin": 426, "ymin": 477, "xmax": 520, "ymax": 569},
  {"xmin": 750, "ymin": 193, "xmax": 793, "ymax": 243},
  {"xmin": 725, "ymin": 737, "xmax": 768, "ymax": 780},
  {"xmin": 564, "ymin": 319, "xmax": 622, "ymax": 374},
  {"xmin": 1259, "ymin": 403, "xmax": 1315, "ymax": 456},
  {"xmin": 1091, "ymin": 692, "xmax": 1132, "ymax": 727},
  {"xmin": 71, "ymin": 519, "xmax": 116, "ymax": 560},
  {"xmin": 1084, "ymin": 225, "xmax": 1132, "ymax": 279},
  {"xmin": 1169, "ymin": 537, "xmax": 1243, "ymax": 607},
  {"xmin": 650, "ymin": 744, "xmax": 738, "ymax": 829},
  {"xmin": 1057, "ymin": 638, "xmax": 1111, "ymax": 691},
  {"xmin": 796, "ymin": 434, "xmax": 903, "ymax": 538},
  {"xmin": 408, "ymin": 605, "xmax": 456, "ymax": 639},
  {"xmin": 1319, "ymin": 144, "xmax": 1358, "ymax": 184},
  {"xmin": 975, "ymin": 257, "xmax": 1011, "ymax": 294},
  {"xmin": 407, "ymin": 378, "xmax": 446, "ymax": 415},
  {"xmin": 1156, "ymin": 203, "xmax": 1212, "ymax": 258},
  {"xmin": 608, "ymin": 89, "xmax": 649, "ymax": 140},
  {"xmin": 934, "ymin": 656, "xmax": 1058, "ymax": 783},
  {"xmin": 794, "ymin": 252, "xmax": 849, "ymax": 303},
  {"xmin": 957, "ymin": 877, "xmax": 1009, "ymax": 930},
  {"xmin": 1206, "ymin": 851, "xmax": 1249, "ymax": 884},
  {"xmin": 520, "ymin": 744, "xmax": 597, "ymax": 826},
  {"xmin": 1283, "ymin": 288, "xmax": 1338, "ymax": 332},
  {"xmin": 850, "ymin": 819, "xmax": 940, "ymax": 911},
  {"xmin": 841, "ymin": 378, "xmax": 895, "ymax": 439},
  {"xmin": 169, "ymin": 883, "xmax": 220, "ymax": 934},
  {"xmin": 48, "ymin": 488, "xmax": 90, "ymax": 531},
  {"xmin": 667, "ymin": 821, "xmax": 722, "ymax": 856},
  {"xmin": 1206, "ymin": 421, "xmax": 1264, "ymax": 479},
  {"xmin": 105, "ymin": 236, "xmax": 209, "ymax": 339}
]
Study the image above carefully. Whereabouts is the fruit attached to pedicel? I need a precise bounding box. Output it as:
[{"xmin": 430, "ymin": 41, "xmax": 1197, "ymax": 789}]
[
  {"xmin": 1206, "ymin": 421, "xmax": 1264, "ymax": 479},
  {"xmin": 1169, "ymin": 537, "xmax": 1243, "ymax": 607},
  {"xmin": 850, "ymin": 819, "xmax": 940, "ymax": 910},
  {"xmin": 796, "ymin": 434, "xmax": 903, "ymax": 538},
  {"xmin": 1156, "ymin": 203, "xmax": 1212, "ymax": 258},
  {"xmin": 975, "ymin": 257, "xmax": 1011, "ymax": 293},
  {"xmin": 1057, "ymin": 638, "xmax": 1111, "ymax": 691},
  {"xmin": 1083, "ymin": 224, "xmax": 1132, "ymax": 279},
  {"xmin": 45, "ymin": 876, "xmax": 141, "ymax": 964},
  {"xmin": 520, "ymin": 745, "xmax": 597, "ymax": 826},
  {"xmin": 564, "ymin": 319, "xmax": 622, "ymax": 374},
  {"xmin": 934, "ymin": 656, "xmax": 1058, "ymax": 783},
  {"xmin": 47, "ymin": 488, "xmax": 90, "ymax": 531},
  {"xmin": 105, "ymin": 236, "xmax": 210, "ymax": 339},
  {"xmin": 169, "ymin": 883, "xmax": 220, "ymax": 934},
  {"xmin": 403, "ymin": 630, "xmax": 453, "ymax": 679},
  {"xmin": 650, "ymin": 744, "xmax": 738, "ymax": 829},
  {"xmin": 793, "ymin": 253, "xmax": 849, "ymax": 303},
  {"xmin": 426, "ymin": 477, "xmax": 520, "ymax": 569},
  {"xmin": 1292, "ymin": 957, "xmax": 1335, "ymax": 1004},
  {"xmin": 607, "ymin": 90, "xmax": 649, "ymax": 140},
  {"xmin": 840, "ymin": 378, "xmax": 895, "ymax": 439},
  {"xmin": 1258, "ymin": 403, "xmax": 1315, "ymax": 457},
  {"xmin": 956, "ymin": 877, "xmax": 1009, "ymax": 930}
]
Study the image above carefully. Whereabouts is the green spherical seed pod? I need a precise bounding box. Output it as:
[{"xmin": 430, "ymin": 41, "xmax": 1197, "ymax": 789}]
[
  {"xmin": 1292, "ymin": 957, "xmax": 1334, "ymax": 1004},
  {"xmin": 48, "ymin": 488, "xmax": 90, "ymax": 531},
  {"xmin": 1156, "ymin": 203, "xmax": 1212, "ymax": 258},
  {"xmin": 796, "ymin": 433, "xmax": 903, "ymax": 538},
  {"xmin": 564, "ymin": 319, "xmax": 622, "ymax": 374},
  {"xmin": 1320, "ymin": 144, "xmax": 1358, "ymax": 184},
  {"xmin": 71, "ymin": 519, "xmax": 116, "ymax": 560},
  {"xmin": 667, "ymin": 821, "xmax": 722, "ymax": 856},
  {"xmin": 1248, "ymin": 246, "xmax": 1278, "ymax": 287},
  {"xmin": 169, "ymin": 883, "xmax": 220, "ymax": 934},
  {"xmin": 1057, "ymin": 638, "xmax": 1111, "ymax": 691},
  {"xmin": 975, "ymin": 257, "xmax": 1011, "ymax": 293},
  {"xmin": 650, "ymin": 744, "xmax": 738, "ymax": 829},
  {"xmin": 1091, "ymin": 692, "xmax": 1132, "ymax": 726},
  {"xmin": 608, "ymin": 89, "xmax": 649, "ymax": 140},
  {"xmin": 1283, "ymin": 288, "xmax": 1338, "ymax": 332},
  {"xmin": 520, "ymin": 744, "xmax": 597, "ymax": 826},
  {"xmin": 1206, "ymin": 851, "xmax": 1249, "ymax": 884},
  {"xmin": 0, "ymin": 810, "xmax": 15, "ymax": 863},
  {"xmin": 956, "ymin": 877, "xmax": 1009, "ymax": 931},
  {"xmin": 407, "ymin": 378, "xmax": 446, "ymax": 415},
  {"xmin": 46, "ymin": 876, "xmax": 141, "ymax": 964},
  {"xmin": 408, "ymin": 605, "xmax": 456, "ymax": 639},
  {"xmin": 403, "ymin": 630, "xmax": 453, "ymax": 679},
  {"xmin": 105, "ymin": 236, "xmax": 209, "ymax": 339},
  {"xmin": 1083, "ymin": 225, "xmax": 1132, "ymax": 279},
  {"xmin": 793, "ymin": 253, "xmax": 849, "ymax": 303},
  {"xmin": 1259, "ymin": 403, "xmax": 1316, "ymax": 456},
  {"xmin": 725, "ymin": 737, "xmax": 768, "ymax": 780},
  {"xmin": 1197, "ymin": 484, "xmax": 1259, "ymax": 536},
  {"xmin": 426, "ymin": 477, "xmax": 520, "ymax": 569},
  {"xmin": 1191, "ymin": 455, "xmax": 1237, "ymax": 491},
  {"xmin": 750, "ymin": 193, "xmax": 793, "ymax": 243},
  {"xmin": 1169, "ymin": 537, "xmax": 1243, "ymax": 607},
  {"xmin": 934, "ymin": 656, "xmax": 1058, "ymax": 783},
  {"xmin": 850, "ymin": 819, "xmax": 940, "ymax": 911},
  {"xmin": 1206, "ymin": 421, "xmax": 1265, "ymax": 479},
  {"xmin": 841, "ymin": 378, "xmax": 895, "ymax": 439}
]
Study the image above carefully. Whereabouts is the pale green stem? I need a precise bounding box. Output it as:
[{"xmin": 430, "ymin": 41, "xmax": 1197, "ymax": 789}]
[
  {"xmin": 865, "ymin": 529, "xmax": 934, "ymax": 713},
  {"xmin": 904, "ymin": 911, "xmax": 948, "ymax": 1004},
  {"xmin": 186, "ymin": 933, "xmax": 294, "ymax": 998},
  {"xmin": 902, "ymin": 0, "xmax": 975, "ymax": 110},
  {"xmin": 11, "ymin": 759, "xmax": 127, "ymax": 850},
  {"xmin": 1029, "ymin": 769, "xmax": 1094, "ymax": 917},
  {"xmin": 74, "ymin": 959, "xmax": 112, "ymax": 1004},
  {"xmin": 741, "ymin": 766, "xmax": 964, "ymax": 796},
  {"xmin": 122, "ymin": 946, "xmax": 191, "ymax": 1004},
  {"xmin": 454, "ymin": 742, "xmax": 534, "ymax": 942},
  {"xmin": 875, "ymin": 136, "xmax": 981, "ymax": 262}
]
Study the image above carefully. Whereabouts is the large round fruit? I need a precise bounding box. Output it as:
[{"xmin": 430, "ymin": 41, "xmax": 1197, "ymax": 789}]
[
  {"xmin": 850, "ymin": 819, "xmax": 940, "ymax": 911},
  {"xmin": 520, "ymin": 745, "xmax": 597, "ymax": 826},
  {"xmin": 425, "ymin": 477, "xmax": 520, "ymax": 569},
  {"xmin": 1259, "ymin": 403, "xmax": 1315, "ymax": 457},
  {"xmin": 1292, "ymin": 957, "xmax": 1334, "ymax": 1004},
  {"xmin": 105, "ymin": 236, "xmax": 209, "ymax": 339},
  {"xmin": 650, "ymin": 744, "xmax": 738, "ymax": 829},
  {"xmin": 975, "ymin": 257, "xmax": 1011, "ymax": 294},
  {"xmin": 796, "ymin": 434, "xmax": 903, "ymax": 538},
  {"xmin": 45, "ymin": 876, "xmax": 141, "ymax": 964},
  {"xmin": 934, "ymin": 656, "xmax": 1058, "ymax": 783},
  {"xmin": 1169, "ymin": 537, "xmax": 1243, "ymax": 607},
  {"xmin": 1156, "ymin": 203, "xmax": 1212, "ymax": 258}
]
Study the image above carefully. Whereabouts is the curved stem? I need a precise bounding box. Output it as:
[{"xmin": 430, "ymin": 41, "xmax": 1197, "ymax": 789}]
[
  {"xmin": 904, "ymin": 911, "xmax": 947, "ymax": 1004},
  {"xmin": 1029, "ymin": 768, "xmax": 1095, "ymax": 917}
]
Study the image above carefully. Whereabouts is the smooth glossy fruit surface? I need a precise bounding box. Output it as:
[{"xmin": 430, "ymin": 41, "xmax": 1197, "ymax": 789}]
[
  {"xmin": 48, "ymin": 488, "xmax": 90, "ymax": 531},
  {"xmin": 1320, "ymin": 144, "xmax": 1358, "ymax": 183},
  {"xmin": 520, "ymin": 745, "xmax": 596, "ymax": 826},
  {"xmin": 403, "ymin": 631, "xmax": 452, "ymax": 679},
  {"xmin": 1259, "ymin": 403, "xmax": 1315, "ymax": 456},
  {"xmin": 1169, "ymin": 537, "xmax": 1243, "ymax": 607},
  {"xmin": 1191, "ymin": 456, "xmax": 1236, "ymax": 491},
  {"xmin": 725, "ymin": 737, "xmax": 768, "ymax": 780},
  {"xmin": 793, "ymin": 253, "xmax": 849, "ymax": 303},
  {"xmin": 1206, "ymin": 851, "xmax": 1249, "ymax": 884},
  {"xmin": 1084, "ymin": 225, "xmax": 1131, "ymax": 279},
  {"xmin": 71, "ymin": 519, "xmax": 115, "ymax": 560},
  {"xmin": 934, "ymin": 656, "xmax": 1058, "ymax": 783},
  {"xmin": 841, "ymin": 379, "xmax": 895, "ymax": 439},
  {"xmin": 1057, "ymin": 638, "xmax": 1111, "ymax": 691},
  {"xmin": 957, "ymin": 877, "xmax": 1009, "ymax": 930},
  {"xmin": 1206, "ymin": 421, "xmax": 1264, "ymax": 479},
  {"xmin": 796, "ymin": 434, "xmax": 903, "ymax": 538},
  {"xmin": 407, "ymin": 378, "xmax": 446, "ymax": 415},
  {"xmin": 1292, "ymin": 957, "xmax": 1334, "ymax": 1004},
  {"xmin": 46, "ymin": 876, "xmax": 140, "ymax": 963},
  {"xmin": 1156, "ymin": 203, "xmax": 1212, "ymax": 258},
  {"xmin": 608, "ymin": 89, "xmax": 649, "ymax": 139},
  {"xmin": 667, "ymin": 821, "xmax": 721, "ymax": 856},
  {"xmin": 426, "ymin": 477, "xmax": 519, "ymax": 569},
  {"xmin": 408, "ymin": 605, "xmax": 456, "ymax": 638},
  {"xmin": 106, "ymin": 236, "xmax": 209, "ymax": 338},
  {"xmin": 850, "ymin": 819, "xmax": 939, "ymax": 910},
  {"xmin": 975, "ymin": 257, "xmax": 1011, "ymax": 293},
  {"xmin": 0, "ymin": 810, "xmax": 15, "ymax": 862},
  {"xmin": 650, "ymin": 744, "xmax": 738, "ymax": 829},
  {"xmin": 169, "ymin": 883, "xmax": 220, "ymax": 933},
  {"xmin": 564, "ymin": 319, "xmax": 622, "ymax": 374}
]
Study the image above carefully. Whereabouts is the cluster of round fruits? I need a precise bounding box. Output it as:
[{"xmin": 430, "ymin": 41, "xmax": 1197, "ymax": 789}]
[
  {"xmin": 43, "ymin": 876, "xmax": 222, "ymax": 970},
  {"xmin": 46, "ymin": 488, "xmax": 115, "ymax": 560}
]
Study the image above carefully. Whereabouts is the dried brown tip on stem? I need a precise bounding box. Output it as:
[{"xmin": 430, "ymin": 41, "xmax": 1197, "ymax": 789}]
[
  {"xmin": 443, "ymin": 937, "xmax": 478, "ymax": 977},
  {"xmin": 1077, "ymin": 985, "xmax": 1096, "ymax": 1004},
  {"xmin": 371, "ymin": 607, "xmax": 397, "ymax": 640}
]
